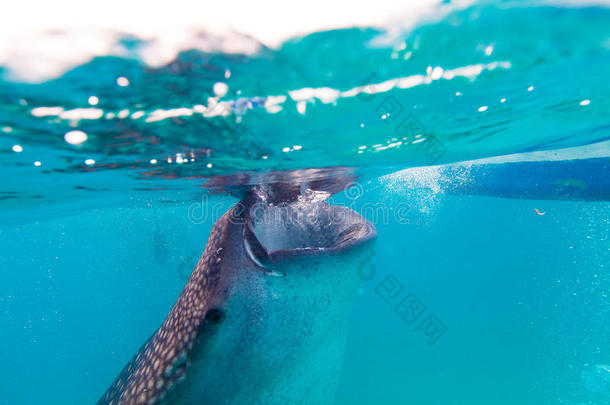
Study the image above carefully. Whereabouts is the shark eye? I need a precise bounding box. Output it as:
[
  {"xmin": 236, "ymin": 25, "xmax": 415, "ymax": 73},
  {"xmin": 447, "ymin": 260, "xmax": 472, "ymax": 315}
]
[{"xmin": 205, "ymin": 308, "xmax": 225, "ymax": 324}]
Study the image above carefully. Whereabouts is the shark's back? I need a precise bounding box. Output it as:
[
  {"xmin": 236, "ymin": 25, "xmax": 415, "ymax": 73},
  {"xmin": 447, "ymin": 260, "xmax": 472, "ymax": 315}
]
[{"xmin": 97, "ymin": 210, "xmax": 236, "ymax": 405}]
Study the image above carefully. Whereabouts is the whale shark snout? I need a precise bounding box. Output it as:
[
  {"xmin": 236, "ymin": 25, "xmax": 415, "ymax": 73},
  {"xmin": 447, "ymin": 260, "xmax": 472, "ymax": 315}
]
[{"xmin": 98, "ymin": 186, "xmax": 376, "ymax": 405}]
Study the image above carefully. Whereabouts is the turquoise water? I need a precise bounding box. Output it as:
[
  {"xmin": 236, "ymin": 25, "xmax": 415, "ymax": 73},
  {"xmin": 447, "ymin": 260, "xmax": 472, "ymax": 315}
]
[{"xmin": 1, "ymin": 2, "xmax": 609, "ymax": 404}]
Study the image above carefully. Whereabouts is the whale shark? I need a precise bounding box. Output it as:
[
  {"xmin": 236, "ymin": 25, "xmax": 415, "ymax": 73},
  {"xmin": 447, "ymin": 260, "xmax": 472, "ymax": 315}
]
[{"xmin": 98, "ymin": 185, "xmax": 377, "ymax": 405}]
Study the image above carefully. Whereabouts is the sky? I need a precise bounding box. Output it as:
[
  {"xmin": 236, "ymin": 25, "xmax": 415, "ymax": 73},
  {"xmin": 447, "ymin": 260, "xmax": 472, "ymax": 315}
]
[
  {"xmin": 0, "ymin": 0, "xmax": 453, "ymax": 82},
  {"xmin": 0, "ymin": 0, "xmax": 443, "ymax": 47}
]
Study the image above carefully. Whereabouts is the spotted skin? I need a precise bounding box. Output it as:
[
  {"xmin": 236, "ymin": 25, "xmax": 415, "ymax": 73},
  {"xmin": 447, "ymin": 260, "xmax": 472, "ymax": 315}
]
[
  {"xmin": 98, "ymin": 205, "xmax": 237, "ymax": 405},
  {"xmin": 97, "ymin": 191, "xmax": 377, "ymax": 405}
]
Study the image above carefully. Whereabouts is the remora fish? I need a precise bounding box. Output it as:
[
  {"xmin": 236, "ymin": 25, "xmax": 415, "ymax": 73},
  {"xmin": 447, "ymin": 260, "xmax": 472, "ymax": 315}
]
[{"xmin": 98, "ymin": 186, "xmax": 377, "ymax": 405}]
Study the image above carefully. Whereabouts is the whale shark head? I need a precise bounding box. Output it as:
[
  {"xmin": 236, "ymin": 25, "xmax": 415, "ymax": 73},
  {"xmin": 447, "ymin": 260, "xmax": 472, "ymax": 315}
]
[
  {"xmin": 170, "ymin": 189, "xmax": 377, "ymax": 404},
  {"xmin": 98, "ymin": 185, "xmax": 376, "ymax": 405}
]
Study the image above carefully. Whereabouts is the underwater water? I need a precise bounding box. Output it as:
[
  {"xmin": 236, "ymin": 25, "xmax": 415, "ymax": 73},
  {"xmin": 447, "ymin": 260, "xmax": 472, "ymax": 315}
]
[{"xmin": 1, "ymin": 1, "xmax": 609, "ymax": 404}]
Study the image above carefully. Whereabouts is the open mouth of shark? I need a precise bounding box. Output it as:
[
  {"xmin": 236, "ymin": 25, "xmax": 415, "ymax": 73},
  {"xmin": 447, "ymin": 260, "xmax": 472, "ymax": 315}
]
[{"xmin": 243, "ymin": 198, "xmax": 376, "ymax": 269}]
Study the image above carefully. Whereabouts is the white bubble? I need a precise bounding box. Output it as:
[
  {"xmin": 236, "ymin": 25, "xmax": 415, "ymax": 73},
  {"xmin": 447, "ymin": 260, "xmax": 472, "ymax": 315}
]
[
  {"xmin": 206, "ymin": 163, "xmax": 213, "ymax": 168},
  {"xmin": 131, "ymin": 111, "xmax": 145, "ymax": 119},
  {"xmin": 213, "ymin": 82, "xmax": 229, "ymax": 98},
  {"xmin": 85, "ymin": 159, "xmax": 96, "ymax": 165},
  {"xmin": 34, "ymin": 161, "xmax": 41, "ymax": 166},
  {"xmin": 293, "ymin": 145, "xmax": 302, "ymax": 151},
  {"xmin": 527, "ymin": 86, "xmax": 534, "ymax": 92},
  {"xmin": 150, "ymin": 159, "xmax": 158, "ymax": 164},
  {"xmin": 88, "ymin": 96, "xmax": 99, "ymax": 106},
  {"xmin": 296, "ymin": 101, "xmax": 307, "ymax": 115},
  {"xmin": 64, "ymin": 130, "xmax": 88, "ymax": 145},
  {"xmin": 116, "ymin": 77, "xmax": 130, "ymax": 87},
  {"xmin": 282, "ymin": 147, "xmax": 290, "ymax": 153},
  {"xmin": 430, "ymin": 66, "xmax": 443, "ymax": 80},
  {"xmin": 12, "ymin": 144, "xmax": 23, "ymax": 152},
  {"xmin": 478, "ymin": 105, "xmax": 488, "ymax": 112},
  {"xmin": 580, "ymin": 99, "xmax": 591, "ymax": 106}
]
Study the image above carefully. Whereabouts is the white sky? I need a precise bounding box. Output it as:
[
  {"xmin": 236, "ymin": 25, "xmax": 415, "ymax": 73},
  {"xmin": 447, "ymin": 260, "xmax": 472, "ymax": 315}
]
[
  {"xmin": 0, "ymin": 0, "xmax": 456, "ymax": 81},
  {"xmin": 0, "ymin": 0, "xmax": 442, "ymax": 47}
]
